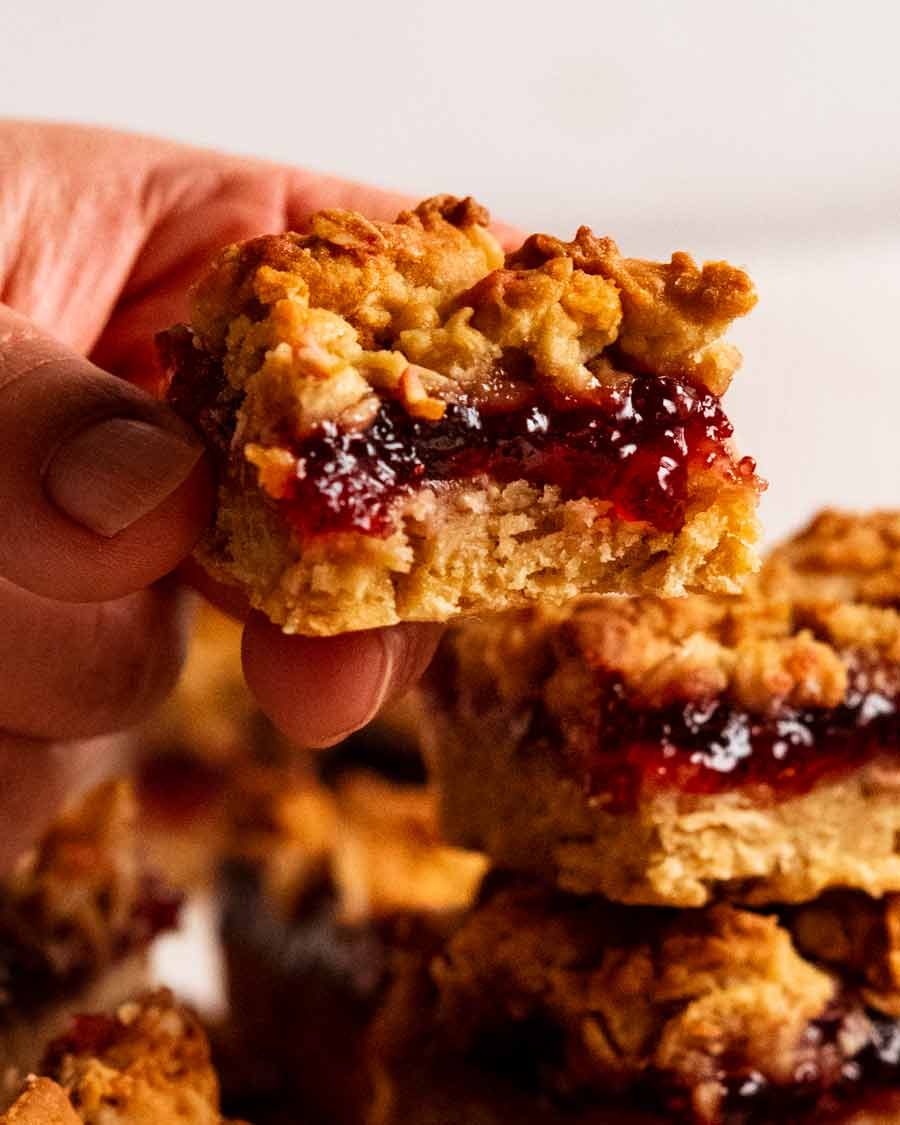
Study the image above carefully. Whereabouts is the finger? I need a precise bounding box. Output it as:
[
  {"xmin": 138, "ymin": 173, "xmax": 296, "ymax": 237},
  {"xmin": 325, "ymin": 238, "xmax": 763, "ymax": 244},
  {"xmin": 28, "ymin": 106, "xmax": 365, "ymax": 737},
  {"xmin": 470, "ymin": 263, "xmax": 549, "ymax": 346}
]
[
  {"xmin": 0, "ymin": 578, "xmax": 188, "ymax": 740},
  {"xmin": 0, "ymin": 305, "xmax": 212, "ymax": 602},
  {"xmin": 0, "ymin": 732, "xmax": 126, "ymax": 873},
  {"xmin": 241, "ymin": 615, "xmax": 442, "ymax": 748}
]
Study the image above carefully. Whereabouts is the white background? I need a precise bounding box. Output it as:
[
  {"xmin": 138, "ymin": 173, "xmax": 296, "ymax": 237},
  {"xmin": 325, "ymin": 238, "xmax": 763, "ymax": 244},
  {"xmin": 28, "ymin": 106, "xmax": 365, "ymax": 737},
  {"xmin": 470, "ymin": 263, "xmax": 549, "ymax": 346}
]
[{"xmin": 4, "ymin": 0, "xmax": 899, "ymax": 540}]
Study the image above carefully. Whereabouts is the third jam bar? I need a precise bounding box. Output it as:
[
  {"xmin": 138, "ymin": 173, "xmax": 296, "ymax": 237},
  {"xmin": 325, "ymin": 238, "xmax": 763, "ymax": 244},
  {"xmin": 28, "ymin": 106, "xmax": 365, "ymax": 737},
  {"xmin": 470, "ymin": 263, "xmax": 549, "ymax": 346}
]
[
  {"xmin": 159, "ymin": 196, "xmax": 762, "ymax": 635},
  {"xmin": 422, "ymin": 511, "xmax": 900, "ymax": 907},
  {"xmin": 367, "ymin": 878, "xmax": 900, "ymax": 1125}
]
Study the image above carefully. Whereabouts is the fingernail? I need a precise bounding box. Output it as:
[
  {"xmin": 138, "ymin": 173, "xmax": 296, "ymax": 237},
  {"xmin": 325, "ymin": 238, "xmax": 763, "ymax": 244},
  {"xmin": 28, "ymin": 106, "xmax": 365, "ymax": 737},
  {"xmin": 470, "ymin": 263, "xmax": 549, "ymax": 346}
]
[
  {"xmin": 312, "ymin": 632, "xmax": 397, "ymax": 747},
  {"xmin": 45, "ymin": 417, "xmax": 203, "ymax": 537}
]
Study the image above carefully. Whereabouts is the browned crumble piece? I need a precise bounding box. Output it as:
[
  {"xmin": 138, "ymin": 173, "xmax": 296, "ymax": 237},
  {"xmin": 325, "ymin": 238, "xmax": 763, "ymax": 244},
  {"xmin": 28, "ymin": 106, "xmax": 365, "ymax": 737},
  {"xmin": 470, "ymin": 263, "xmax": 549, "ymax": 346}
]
[{"xmin": 367, "ymin": 879, "xmax": 900, "ymax": 1125}]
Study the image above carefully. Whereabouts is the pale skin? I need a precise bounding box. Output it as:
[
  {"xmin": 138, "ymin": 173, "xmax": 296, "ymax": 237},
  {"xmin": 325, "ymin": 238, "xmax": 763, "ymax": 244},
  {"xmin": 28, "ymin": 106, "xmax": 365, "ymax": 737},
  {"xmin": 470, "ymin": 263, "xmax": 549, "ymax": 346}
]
[{"xmin": 0, "ymin": 121, "xmax": 482, "ymax": 868}]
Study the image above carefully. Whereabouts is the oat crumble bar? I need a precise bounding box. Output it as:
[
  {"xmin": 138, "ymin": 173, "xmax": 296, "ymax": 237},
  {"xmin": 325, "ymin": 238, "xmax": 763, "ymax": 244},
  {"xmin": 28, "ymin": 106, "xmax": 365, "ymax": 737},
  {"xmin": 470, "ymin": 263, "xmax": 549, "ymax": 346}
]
[
  {"xmin": 423, "ymin": 512, "xmax": 900, "ymax": 906},
  {"xmin": 160, "ymin": 197, "xmax": 762, "ymax": 635},
  {"xmin": 0, "ymin": 991, "xmax": 241, "ymax": 1124},
  {"xmin": 0, "ymin": 782, "xmax": 179, "ymax": 1107},
  {"xmin": 219, "ymin": 764, "xmax": 484, "ymax": 1123},
  {"xmin": 367, "ymin": 878, "xmax": 900, "ymax": 1125}
]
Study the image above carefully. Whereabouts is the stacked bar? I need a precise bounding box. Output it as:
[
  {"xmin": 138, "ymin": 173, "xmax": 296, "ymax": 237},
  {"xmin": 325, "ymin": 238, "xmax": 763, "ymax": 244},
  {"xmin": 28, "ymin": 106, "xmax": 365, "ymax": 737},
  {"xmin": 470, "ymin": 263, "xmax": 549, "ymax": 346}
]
[
  {"xmin": 213, "ymin": 511, "xmax": 900, "ymax": 1123},
  {"xmin": 218, "ymin": 762, "xmax": 485, "ymax": 1123},
  {"xmin": 0, "ymin": 781, "xmax": 180, "ymax": 1111},
  {"xmin": 363, "ymin": 510, "xmax": 900, "ymax": 1124},
  {"xmin": 0, "ymin": 991, "xmax": 240, "ymax": 1125}
]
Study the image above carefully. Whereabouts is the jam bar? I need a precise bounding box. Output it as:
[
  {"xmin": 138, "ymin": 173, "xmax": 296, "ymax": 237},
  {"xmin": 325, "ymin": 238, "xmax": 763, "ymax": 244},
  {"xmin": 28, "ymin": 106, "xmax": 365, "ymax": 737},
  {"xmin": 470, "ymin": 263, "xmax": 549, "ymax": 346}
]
[
  {"xmin": 2, "ymin": 991, "xmax": 239, "ymax": 1124},
  {"xmin": 367, "ymin": 878, "xmax": 900, "ymax": 1125},
  {"xmin": 160, "ymin": 196, "xmax": 762, "ymax": 635},
  {"xmin": 423, "ymin": 512, "xmax": 900, "ymax": 906},
  {"xmin": 0, "ymin": 782, "xmax": 179, "ymax": 1108},
  {"xmin": 218, "ymin": 764, "xmax": 484, "ymax": 1124}
]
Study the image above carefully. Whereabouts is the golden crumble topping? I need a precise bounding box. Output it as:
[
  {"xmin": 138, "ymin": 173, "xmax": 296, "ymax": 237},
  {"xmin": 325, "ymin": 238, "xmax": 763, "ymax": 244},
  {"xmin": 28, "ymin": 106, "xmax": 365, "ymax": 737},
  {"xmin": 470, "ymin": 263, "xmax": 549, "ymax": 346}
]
[
  {"xmin": 186, "ymin": 196, "xmax": 755, "ymax": 443},
  {"xmin": 1, "ymin": 781, "xmax": 142, "ymax": 975},
  {"xmin": 0, "ymin": 1078, "xmax": 81, "ymax": 1125},
  {"xmin": 443, "ymin": 510, "xmax": 900, "ymax": 718},
  {"xmin": 789, "ymin": 891, "xmax": 900, "ymax": 1015},
  {"xmin": 42, "ymin": 991, "xmax": 233, "ymax": 1124},
  {"xmin": 395, "ymin": 880, "xmax": 833, "ymax": 1122},
  {"xmin": 228, "ymin": 765, "xmax": 484, "ymax": 925},
  {"xmin": 507, "ymin": 227, "xmax": 756, "ymax": 394},
  {"xmin": 763, "ymin": 509, "xmax": 900, "ymax": 608}
]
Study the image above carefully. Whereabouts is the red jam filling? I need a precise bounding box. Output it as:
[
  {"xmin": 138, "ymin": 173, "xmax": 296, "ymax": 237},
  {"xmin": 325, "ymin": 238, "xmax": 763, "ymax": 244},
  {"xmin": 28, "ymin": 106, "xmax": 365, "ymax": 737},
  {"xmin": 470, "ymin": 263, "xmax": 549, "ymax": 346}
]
[
  {"xmin": 572, "ymin": 658, "xmax": 900, "ymax": 810},
  {"xmin": 47, "ymin": 1012, "xmax": 122, "ymax": 1061},
  {"xmin": 642, "ymin": 1005, "xmax": 900, "ymax": 1123},
  {"xmin": 276, "ymin": 377, "xmax": 756, "ymax": 539},
  {"xmin": 158, "ymin": 326, "xmax": 759, "ymax": 540},
  {"xmin": 713, "ymin": 1006, "xmax": 900, "ymax": 1124},
  {"xmin": 469, "ymin": 978, "xmax": 900, "ymax": 1124},
  {"xmin": 137, "ymin": 750, "xmax": 229, "ymax": 824}
]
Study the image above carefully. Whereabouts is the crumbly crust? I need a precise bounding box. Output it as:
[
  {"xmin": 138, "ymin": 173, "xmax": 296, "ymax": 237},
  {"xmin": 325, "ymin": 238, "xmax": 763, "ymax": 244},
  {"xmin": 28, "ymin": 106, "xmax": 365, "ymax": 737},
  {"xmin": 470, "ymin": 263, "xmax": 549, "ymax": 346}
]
[
  {"xmin": 424, "ymin": 511, "xmax": 900, "ymax": 905},
  {"xmin": 162, "ymin": 197, "xmax": 760, "ymax": 635},
  {"xmin": 763, "ymin": 509, "xmax": 900, "ymax": 608},
  {"xmin": 40, "ymin": 991, "xmax": 237, "ymax": 1124},
  {"xmin": 429, "ymin": 731, "xmax": 900, "ymax": 906},
  {"xmin": 0, "ymin": 781, "xmax": 156, "ymax": 1001},
  {"xmin": 0, "ymin": 1079, "xmax": 81, "ymax": 1125},
  {"xmin": 212, "ymin": 477, "xmax": 760, "ymax": 635},
  {"xmin": 227, "ymin": 764, "xmax": 485, "ymax": 924},
  {"xmin": 368, "ymin": 880, "xmax": 900, "ymax": 1125}
]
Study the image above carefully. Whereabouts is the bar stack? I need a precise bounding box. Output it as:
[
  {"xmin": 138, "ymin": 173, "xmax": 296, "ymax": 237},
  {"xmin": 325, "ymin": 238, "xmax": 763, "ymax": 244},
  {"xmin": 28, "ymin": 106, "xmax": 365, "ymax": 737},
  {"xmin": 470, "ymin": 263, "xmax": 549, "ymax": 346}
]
[{"xmin": 367, "ymin": 509, "xmax": 900, "ymax": 1125}]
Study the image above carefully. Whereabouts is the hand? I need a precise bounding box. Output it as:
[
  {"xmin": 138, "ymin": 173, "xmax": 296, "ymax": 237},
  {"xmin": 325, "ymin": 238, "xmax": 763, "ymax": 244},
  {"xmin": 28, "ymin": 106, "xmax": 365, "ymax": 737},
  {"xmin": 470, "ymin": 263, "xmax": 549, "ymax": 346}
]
[{"xmin": 0, "ymin": 121, "xmax": 443, "ymax": 863}]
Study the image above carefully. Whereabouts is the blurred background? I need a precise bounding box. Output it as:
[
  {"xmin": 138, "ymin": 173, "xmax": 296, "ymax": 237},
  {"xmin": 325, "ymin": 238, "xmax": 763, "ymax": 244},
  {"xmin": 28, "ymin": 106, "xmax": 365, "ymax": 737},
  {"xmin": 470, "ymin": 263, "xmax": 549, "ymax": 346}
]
[
  {"xmin": 2, "ymin": 3, "xmax": 900, "ymax": 1100},
  {"xmin": 5, "ymin": 0, "xmax": 899, "ymax": 540}
]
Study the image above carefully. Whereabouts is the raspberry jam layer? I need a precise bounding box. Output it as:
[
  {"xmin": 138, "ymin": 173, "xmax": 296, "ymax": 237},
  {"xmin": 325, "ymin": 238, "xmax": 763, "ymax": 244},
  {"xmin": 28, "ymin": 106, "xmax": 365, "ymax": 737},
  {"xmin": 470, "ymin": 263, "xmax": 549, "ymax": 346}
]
[
  {"xmin": 572, "ymin": 657, "xmax": 900, "ymax": 809},
  {"xmin": 714, "ymin": 1005, "xmax": 900, "ymax": 1125},
  {"xmin": 276, "ymin": 378, "xmax": 754, "ymax": 538},
  {"xmin": 467, "ymin": 992, "xmax": 900, "ymax": 1124},
  {"xmin": 643, "ymin": 1007, "xmax": 900, "ymax": 1123},
  {"xmin": 159, "ymin": 327, "xmax": 758, "ymax": 539},
  {"xmin": 476, "ymin": 991, "xmax": 900, "ymax": 1124}
]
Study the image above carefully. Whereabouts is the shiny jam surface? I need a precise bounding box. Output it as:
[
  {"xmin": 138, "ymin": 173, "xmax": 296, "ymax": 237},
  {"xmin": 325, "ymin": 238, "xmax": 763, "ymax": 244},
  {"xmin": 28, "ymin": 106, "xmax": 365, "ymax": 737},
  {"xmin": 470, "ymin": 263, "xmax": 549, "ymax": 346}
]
[
  {"xmin": 45, "ymin": 1011, "xmax": 122, "ymax": 1063},
  {"xmin": 714, "ymin": 1006, "xmax": 900, "ymax": 1124},
  {"xmin": 476, "ymin": 996, "xmax": 900, "ymax": 1124},
  {"xmin": 486, "ymin": 993, "xmax": 900, "ymax": 1123},
  {"xmin": 158, "ymin": 326, "xmax": 757, "ymax": 540},
  {"xmin": 279, "ymin": 377, "xmax": 753, "ymax": 539},
  {"xmin": 570, "ymin": 658, "xmax": 900, "ymax": 809}
]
